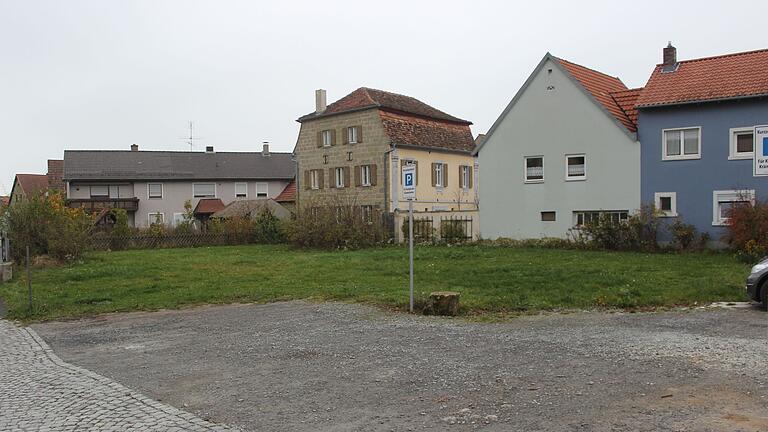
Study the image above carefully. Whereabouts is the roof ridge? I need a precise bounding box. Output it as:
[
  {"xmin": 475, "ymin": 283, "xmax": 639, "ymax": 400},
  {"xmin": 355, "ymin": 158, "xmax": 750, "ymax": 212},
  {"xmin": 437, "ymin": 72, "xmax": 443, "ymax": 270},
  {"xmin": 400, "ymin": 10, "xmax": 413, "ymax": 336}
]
[
  {"xmin": 64, "ymin": 150, "xmax": 293, "ymax": 155},
  {"xmin": 655, "ymin": 47, "xmax": 768, "ymax": 66}
]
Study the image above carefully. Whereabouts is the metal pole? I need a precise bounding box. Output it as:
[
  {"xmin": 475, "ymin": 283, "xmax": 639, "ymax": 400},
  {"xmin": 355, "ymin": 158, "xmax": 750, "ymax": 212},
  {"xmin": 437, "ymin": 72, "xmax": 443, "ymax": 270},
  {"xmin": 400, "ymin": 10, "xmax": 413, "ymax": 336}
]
[
  {"xmin": 409, "ymin": 200, "xmax": 414, "ymax": 313},
  {"xmin": 26, "ymin": 245, "xmax": 32, "ymax": 314}
]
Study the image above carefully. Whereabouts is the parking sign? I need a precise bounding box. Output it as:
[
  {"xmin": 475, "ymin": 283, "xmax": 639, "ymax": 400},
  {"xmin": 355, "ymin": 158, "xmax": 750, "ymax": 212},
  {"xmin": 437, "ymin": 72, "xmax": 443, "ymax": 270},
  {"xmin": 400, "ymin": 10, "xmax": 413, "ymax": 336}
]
[
  {"xmin": 402, "ymin": 165, "xmax": 416, "ymax": 200},
  {"xmin": 755, "ymin": 125, "xmax": 768, "ymax": 176}
]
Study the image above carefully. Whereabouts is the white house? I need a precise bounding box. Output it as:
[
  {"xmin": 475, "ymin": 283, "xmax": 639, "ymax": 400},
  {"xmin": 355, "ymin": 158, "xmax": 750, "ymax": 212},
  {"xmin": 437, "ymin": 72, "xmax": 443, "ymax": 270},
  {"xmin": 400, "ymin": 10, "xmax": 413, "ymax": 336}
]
[{"xmin": 475, "ymin": 53, "xmax": 641, "ymax": 239}]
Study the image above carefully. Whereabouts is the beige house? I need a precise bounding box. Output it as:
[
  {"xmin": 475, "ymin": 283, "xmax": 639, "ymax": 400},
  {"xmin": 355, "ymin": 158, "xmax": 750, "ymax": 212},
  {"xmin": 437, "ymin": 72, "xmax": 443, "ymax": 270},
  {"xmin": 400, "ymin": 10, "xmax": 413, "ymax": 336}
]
[
  {"xmin": 63, "ymin": 144, "xmax": 295, "ymax": 228},
  {"xmin": 295, "ymin": 87, "xmax": 479, "ymax": 241}
]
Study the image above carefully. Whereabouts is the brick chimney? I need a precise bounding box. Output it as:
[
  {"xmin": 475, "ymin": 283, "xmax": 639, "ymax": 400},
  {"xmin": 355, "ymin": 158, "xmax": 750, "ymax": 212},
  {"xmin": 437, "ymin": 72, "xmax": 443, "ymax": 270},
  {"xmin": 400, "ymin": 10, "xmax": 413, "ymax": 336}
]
[
  {"xmin": 130, "ymin": 144, "xmax": 139, "ymax": 151},
  {"xmin": 262, "ymin": 142, "xmax": 270, "ymax": 157},
  {"xmin": 662, "ymin": 42, "xmax": 678, "ymax": 72},
  {"xmin": 46, "ymin": 159, "xmax": 64, "ymax": 192},
  {"xmin": 315, "ymin": 89, "xmax": 327, "ymax": 113}
]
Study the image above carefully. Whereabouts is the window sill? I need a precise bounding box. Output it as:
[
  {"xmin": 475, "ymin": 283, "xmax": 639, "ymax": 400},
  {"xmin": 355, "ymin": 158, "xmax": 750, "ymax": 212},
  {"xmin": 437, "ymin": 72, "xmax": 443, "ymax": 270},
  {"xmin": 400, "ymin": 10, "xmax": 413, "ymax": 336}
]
[
  {"xmin": 524, "ymin": 180, "xmax": 544, "ymax": 184},
  {"xmin": 712, "ymin": 220, "xmax": 729, "ymax": 226},
  {"xmin": 659, "ymin": 213, "xmax": 678, "ymax": 218},
  {"xmin": 662, "ymin": 155, "xmax": 701, "ymax": 161},
  {"xmin": 565, "ymin": 177, "xmax": 586, "ymax": 182},
  {"xmin": 728, "ymin": 154, "xmax": 754, "ymax": 160}
]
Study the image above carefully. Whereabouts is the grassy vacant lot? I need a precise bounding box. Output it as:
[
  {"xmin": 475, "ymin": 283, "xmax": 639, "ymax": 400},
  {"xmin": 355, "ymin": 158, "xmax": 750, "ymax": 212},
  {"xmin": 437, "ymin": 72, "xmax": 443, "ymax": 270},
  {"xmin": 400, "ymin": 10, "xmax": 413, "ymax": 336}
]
[{"xmin": 1, "ymin": 244, "xmax": 751, "ymax": 321}]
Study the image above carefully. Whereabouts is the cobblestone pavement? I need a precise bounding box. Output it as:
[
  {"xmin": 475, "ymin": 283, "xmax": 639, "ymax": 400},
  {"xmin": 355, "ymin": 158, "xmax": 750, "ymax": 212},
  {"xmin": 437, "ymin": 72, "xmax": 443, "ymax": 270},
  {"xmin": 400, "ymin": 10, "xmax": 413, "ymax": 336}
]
[{"xmin": 0, "ymin": 320, "xmax": 236, "ymax": 431}]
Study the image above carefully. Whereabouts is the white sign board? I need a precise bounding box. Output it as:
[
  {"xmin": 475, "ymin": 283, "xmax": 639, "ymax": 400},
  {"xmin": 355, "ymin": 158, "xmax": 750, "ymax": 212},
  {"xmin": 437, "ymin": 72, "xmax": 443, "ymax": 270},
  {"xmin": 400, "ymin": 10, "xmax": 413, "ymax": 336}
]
[
  {"xmin": 402, "ymin": 165, "xmax": 416, "ymax": 200},
  {"xmin": 755, "ymin": 125, "xmax": 768, "ymax": 176}
]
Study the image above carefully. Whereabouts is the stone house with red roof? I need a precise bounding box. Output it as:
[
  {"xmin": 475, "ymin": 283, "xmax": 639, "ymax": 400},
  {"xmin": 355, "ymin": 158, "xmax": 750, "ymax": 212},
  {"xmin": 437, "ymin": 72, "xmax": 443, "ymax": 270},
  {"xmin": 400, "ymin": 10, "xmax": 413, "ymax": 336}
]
[
  {"xmin": 637, "ymin": 44, "xmax": 768, "ymax": 244},
  {"xmin": 295, "ymin": 88, "xmax": 479, "ymax": 241},
  {"xmin": 475, "ymin": 53, "xmax": 641, "ymax": 239}
]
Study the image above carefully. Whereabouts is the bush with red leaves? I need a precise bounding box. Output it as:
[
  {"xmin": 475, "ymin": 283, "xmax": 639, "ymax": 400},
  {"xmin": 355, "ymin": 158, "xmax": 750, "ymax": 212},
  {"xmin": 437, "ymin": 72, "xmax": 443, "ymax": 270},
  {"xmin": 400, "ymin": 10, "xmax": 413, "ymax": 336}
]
[{"xmin": 725, "ymin": 200, "xmax": 768, "ymax": 262}]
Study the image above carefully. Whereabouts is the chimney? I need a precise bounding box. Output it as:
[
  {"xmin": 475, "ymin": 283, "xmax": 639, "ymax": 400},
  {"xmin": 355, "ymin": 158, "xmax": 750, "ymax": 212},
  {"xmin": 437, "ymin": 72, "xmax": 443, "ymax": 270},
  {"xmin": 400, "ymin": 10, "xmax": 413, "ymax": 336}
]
[
  {"xmin": 205, "ymin": 146, "xmax": 214, "ymax": 153},
  {"xmin": 262, "ymin": 142, "xmax": 270, "ymax": 157},
  {"xmin": 662, "ymin": 42, "xmax": 678, "ymax": 72},
  {"xmin": 130, "ymin": 144, "xmax": 139, "ymax": 152},
  {"xmin": 315, "ymin": 89, "xmax": 327, "ymax": 113}
]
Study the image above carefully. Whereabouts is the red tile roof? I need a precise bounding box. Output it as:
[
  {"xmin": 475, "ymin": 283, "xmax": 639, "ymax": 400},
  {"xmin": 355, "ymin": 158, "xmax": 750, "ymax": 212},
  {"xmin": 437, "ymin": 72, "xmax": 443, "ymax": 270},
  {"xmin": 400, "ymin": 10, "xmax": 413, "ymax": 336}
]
[
  {"xmin": 379, "ymin": 111, "xmax": 476, "ymax": 153},
  {"xmin": 609, "ymin": 87, "xmax": 643, "ymax": 127},
  {"xmin": 274, "ymin": 180, "xmax": 296, "ymax": 202},
  {"xmin": 298, "ymin": 87, "xmax": 472, "ymax": 124},
  {"xmin": 636, "ymin": 48, "xmax": 768, "ymax": 107},
  {"xmin": 15, "ymin": 174, "xmax": 49, "ymax": 196},
  {"xmin": 193, "ymin": 198, "xmax": 225, "ymax": 214},
  {"xmin": 557, "ymin": 59, "xmax": 637, "ymax": 132}
]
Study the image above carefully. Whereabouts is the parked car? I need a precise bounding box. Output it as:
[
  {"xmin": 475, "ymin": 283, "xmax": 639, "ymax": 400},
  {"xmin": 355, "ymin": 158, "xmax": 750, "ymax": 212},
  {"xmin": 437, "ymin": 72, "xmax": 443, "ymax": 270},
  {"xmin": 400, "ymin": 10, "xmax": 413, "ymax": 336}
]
[{"xmin": 746, "ymin": 257, "xmax": 768, "ymax": 311}]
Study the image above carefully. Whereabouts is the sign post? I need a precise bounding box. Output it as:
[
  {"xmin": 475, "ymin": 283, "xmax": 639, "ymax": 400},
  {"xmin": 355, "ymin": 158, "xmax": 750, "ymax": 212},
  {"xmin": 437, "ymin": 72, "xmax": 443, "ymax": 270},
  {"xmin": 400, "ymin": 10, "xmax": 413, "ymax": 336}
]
[
  {"xmin": 402, "ymin": 165, "xmax": 416, "ymax": 313},
  {"xmin": 754, "ymin": 125, "xmax": 768, "ymax": 177}
]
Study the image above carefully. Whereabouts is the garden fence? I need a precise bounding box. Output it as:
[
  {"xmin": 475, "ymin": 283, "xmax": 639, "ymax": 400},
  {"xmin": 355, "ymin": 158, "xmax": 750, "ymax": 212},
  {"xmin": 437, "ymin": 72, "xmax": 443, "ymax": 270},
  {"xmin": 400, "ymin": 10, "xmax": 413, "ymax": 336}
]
[{"xmin": 90, "ymin": 233, "xmax": 257, "ymax": 251}]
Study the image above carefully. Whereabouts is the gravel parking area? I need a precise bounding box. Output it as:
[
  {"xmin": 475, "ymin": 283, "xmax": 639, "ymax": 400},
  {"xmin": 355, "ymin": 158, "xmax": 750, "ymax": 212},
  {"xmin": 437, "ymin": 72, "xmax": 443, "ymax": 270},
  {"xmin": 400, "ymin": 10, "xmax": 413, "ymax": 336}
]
[{"xmin": 34, "ymin": 302, "xmax": 768, "ymax": 432}]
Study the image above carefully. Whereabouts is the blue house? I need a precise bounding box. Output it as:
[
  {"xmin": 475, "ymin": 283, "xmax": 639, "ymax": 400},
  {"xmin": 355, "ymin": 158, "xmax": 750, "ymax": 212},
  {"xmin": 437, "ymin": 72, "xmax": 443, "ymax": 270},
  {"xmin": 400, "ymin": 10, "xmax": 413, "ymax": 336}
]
[{"xmin": 636, "ymin": 44, "xmax": 768, "ymax": 244}]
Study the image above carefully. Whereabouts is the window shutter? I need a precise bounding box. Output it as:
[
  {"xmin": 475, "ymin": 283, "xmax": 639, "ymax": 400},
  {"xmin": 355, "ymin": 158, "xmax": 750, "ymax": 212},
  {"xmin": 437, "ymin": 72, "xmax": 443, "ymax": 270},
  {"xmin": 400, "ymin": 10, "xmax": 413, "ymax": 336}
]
[
  {"xmin": 468, "ymin": 166, "xmax": 473, "ymax": 189},
  {"xmin": 357, "ymin": 126, "xmax": 363, "ymax": 143},
  {"xmin": 370, "ymin": 164, "xmax": 377, "ymax": 186},
  {"xmin": 318, "ymin": 169, "xmax": 325, "ymax": 189},
  {"xmin": 458, "ymin": 165, "xmax": 463, "ymax": 187},
  {"xmin": 316, "ymin": 132, "xmax": 323, "ymax": 148},
  {"xmin": 443, "ymin": 163, "xmax": 448, "ymax": 187},
  {"xmin": 354, "ymin": 165, "xmax": 361, "ymax": 187},
  {"xmin": 342, "ymin": 128, "xmax": 349, "ymax": 145},
  {"xmin": 431, "ymin": 163, "xmax": 437, "ymax": 187},
  {"xmin": 304, "ymin": 170, "xmax": 310, "ymax": 190},
  {"xmin": 344, "ymin": 166, "xmax": 351, "ymax": 188},
  {"xmin": 330, "ymin": 129, "xmax": 337, "ymax": 146},
  {"xmin": 329, "ymin": 168, "xmax": 335, "ymax": 188}
]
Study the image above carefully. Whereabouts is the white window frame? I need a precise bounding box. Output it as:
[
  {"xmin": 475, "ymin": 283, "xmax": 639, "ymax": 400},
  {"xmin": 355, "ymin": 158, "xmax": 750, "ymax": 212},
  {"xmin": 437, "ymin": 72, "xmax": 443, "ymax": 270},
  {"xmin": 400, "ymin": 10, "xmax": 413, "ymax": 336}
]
[
  {"xmin": 524, "ymin": 156, "xmax": 544, "ymax": 183},
  {"xmin": 147, "ymin": 183, "xmax": 163, "ymax": 199},
  {"xmin": 435, "ymin": 163, "xmax": 445, "ymax": 188},
  {"xmin": 662, "ymin": 127, "xmax": 701, "ymax": 161},
  {"xmin": 573, "ymin": 210, "xmax": 629, "ymax": 227},
  {"xmin": 361, "ymin": 165, "xmax": 371, "ymax": 187},
  {"xmin": 460, "ymin": 165, "xmax": 471, "ymax": 189},
  {"xmin": 654, "ymin": 192, "xmax": 677, "ymax": 217},
  {"xmin": 565, "ymin": 154, "xmax": 586, "ymax": 181},
  {"xmin": 712, "ymin": 189, "xmax": 755, "ymax": 226},
  {"xmin": 729, "ymin": 127, "xmax": 755, "ymax": 160},
  {"xmin": 148, "ymin": 212, "xmax": 165, "ymax": 225},
  {"xmin": 172, "ymin": 212, "xmax": 185, "ymax": 227},
  {"xmin": 234, "ymin": 182, "xmax": 248, "ymax": 198},
  {"xmin": 335, "ymin": 167, "xmax": 345, "ymax": 188},
  {"xmin": 193, "ymin": 183, "xmax": 217, "ymax": 198},
  {"xmin": 322, "ymin": 130, "xmax": 333, "ymax": 147},
  {"xmin": 310, "ymin": 170, "xmax": 320, "ymax": 190},
  {"xmin": 255, "ymin": 182, "xmax": 268, "ymax": 198},
  {"xmin": 348, "ymin": 126, "xmax": 358, "ymax": 144}
]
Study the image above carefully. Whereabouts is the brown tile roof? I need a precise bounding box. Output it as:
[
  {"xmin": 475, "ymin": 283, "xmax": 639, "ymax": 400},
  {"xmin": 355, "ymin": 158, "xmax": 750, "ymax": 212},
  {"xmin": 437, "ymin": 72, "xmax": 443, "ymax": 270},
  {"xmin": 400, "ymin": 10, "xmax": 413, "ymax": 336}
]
[
  {"xmin": 193, "ymin": 198, "xmax": 225, "ymax": 214},
  {"xmin": 15, "ymin": 174, "xmax": 49, "ymax": 196},
  {"xmin": 557, "ymin": 58, "xmax": 637, "ymax": 132},
  {"xmin": 609, "ymin": 87, "xmax": 643, "ymax": 127},
  {"xmin": 298, "ymin": 87, "xmax": 472, "ymax": 124},
  {"xmin": 274, "ymin": 180, "xmax": 296, "ymax": 202},
  {"xmin": 379, "ymin": 111, "xmax": 476, "ymax": 153},
  {"xmin": 636, "ymin": 48, "xmax": 768, "ymax": 107}
]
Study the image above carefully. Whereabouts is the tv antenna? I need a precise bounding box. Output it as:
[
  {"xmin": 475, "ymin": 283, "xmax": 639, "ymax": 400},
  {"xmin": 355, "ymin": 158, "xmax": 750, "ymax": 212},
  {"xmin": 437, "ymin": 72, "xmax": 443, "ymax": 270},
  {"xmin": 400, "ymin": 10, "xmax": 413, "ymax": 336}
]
[{"xmin": 179, "ymin": 121, "xmax": 202, "ymax": 150}]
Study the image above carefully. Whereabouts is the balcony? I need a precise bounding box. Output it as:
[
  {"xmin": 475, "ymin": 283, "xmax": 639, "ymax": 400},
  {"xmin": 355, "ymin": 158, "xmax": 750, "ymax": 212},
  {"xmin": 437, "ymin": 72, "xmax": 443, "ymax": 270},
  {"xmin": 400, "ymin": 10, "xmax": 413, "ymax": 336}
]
[{"xmin": 67, "ymin": 197, "xmax": 140, "ymax": 212}]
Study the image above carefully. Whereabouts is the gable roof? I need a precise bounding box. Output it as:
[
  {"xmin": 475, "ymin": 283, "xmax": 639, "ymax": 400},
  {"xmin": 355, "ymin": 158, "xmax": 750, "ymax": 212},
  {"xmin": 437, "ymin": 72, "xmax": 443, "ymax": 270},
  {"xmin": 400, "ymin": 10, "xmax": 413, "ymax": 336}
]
[
  {"xmin": 14, "ymin": 174, "xmax": 49, "ymax": 195},
  {"xmin": 379, "ymin": 111, "xmax": 476, "ymax": 153},
  {"xmin": 63, "ymin": 150, "xmax": 295, "ymax": 181},
  {"xmin": 474, "ymin": 53, "xmax": 638, "ymax": 155},
  {"xmin": 636, "ymin": 48, "xmax": 768, "ymax": 107},
  {"xmin": 557, "ymin": 59, "xmax": 638, "ymax": 133},
  {"xmin": 193, "ymin": 198, "xmax": 225, "ymax": 215},
  {"xmin": 298, "ymin": 87, "xmax": 471, "ymax": 124},
  {"xmin": 609, "ymin": 87, "xmax": 643, "ymax": 127}
]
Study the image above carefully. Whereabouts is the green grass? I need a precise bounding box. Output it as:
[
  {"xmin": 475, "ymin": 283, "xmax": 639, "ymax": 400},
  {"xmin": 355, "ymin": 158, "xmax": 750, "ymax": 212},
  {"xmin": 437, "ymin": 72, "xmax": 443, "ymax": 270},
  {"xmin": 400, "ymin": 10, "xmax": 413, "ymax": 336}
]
[{"xmin": 0, "ymin": 244, "xmax": 751, "ymax": 322}]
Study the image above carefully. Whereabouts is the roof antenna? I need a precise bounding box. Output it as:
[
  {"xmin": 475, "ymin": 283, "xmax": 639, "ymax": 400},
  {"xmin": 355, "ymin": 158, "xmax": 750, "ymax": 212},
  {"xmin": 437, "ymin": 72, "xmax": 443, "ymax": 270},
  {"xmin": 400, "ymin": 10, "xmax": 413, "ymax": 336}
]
[{"xmin": 179, "ymin": 121, "xmax": 202, "ymax": 150}]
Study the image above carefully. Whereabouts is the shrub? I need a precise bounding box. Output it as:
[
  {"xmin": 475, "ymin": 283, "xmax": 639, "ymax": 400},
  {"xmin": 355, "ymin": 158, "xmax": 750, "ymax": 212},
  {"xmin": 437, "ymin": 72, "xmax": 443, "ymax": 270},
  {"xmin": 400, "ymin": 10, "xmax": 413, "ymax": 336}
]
[
  {"xmin": 669, "ymin": 218, "xmax": 697, "ymax": 250},
  {"xmin": 287, "ymin": 197, "xmax": 389, "ymax": 249},
  {"xmin": 4, "ymin": 192, "xmax": 93, "ymax": 262},
  {"xmin": 401, "ymin": 218, "xmax": 435, "ymax": 244},
  {"xmin": 440, "ymin": 219, "xmax": 469, "ymax": 243},
  {"xmin": 253, "ymin": 208, "xmax": 286, "ymax": 244},
  {"xmin": 574, "ymin": 204, "xmax": 662, "ymax": 252},
  {"xmin": 725, "ymin": 200, "xmax": 768, "ymax": 262},
  {"xmin": 109, "ymin": 208, "xmax": 133, "ymax": 250}
]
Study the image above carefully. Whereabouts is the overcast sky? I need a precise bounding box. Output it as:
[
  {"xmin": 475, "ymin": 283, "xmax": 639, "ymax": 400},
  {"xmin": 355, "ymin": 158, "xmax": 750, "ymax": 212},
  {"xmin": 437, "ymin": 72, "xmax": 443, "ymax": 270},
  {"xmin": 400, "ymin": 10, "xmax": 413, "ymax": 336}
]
[{"xmin": 2, "ymin": 0, "xmax": 767, "ymax": 194}]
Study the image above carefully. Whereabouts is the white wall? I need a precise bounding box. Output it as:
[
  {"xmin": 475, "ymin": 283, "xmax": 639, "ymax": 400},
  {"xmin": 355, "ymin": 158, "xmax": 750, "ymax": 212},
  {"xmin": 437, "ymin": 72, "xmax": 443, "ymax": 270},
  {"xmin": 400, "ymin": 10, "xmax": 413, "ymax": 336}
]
[{"xmin": 478, "ymin": 58, "xmax": 640, "ymax": 239}]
